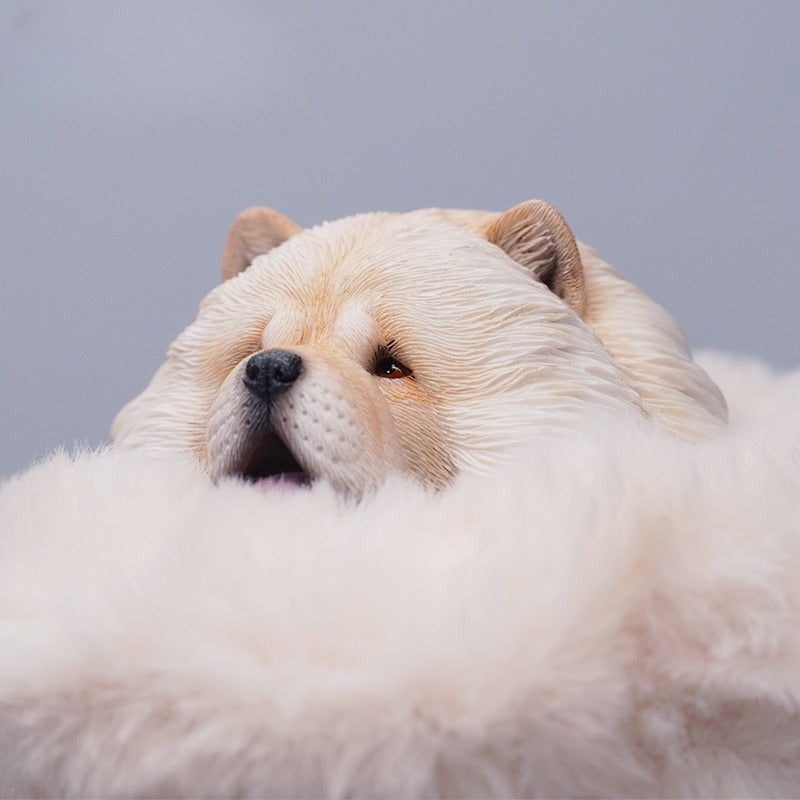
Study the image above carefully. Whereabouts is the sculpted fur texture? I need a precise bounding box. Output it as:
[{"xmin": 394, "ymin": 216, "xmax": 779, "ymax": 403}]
[{"xmin": 111, "ymin": 201, "xmax": 727, "ymax": 493}]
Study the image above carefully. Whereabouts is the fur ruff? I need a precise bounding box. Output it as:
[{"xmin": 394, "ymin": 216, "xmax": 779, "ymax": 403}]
[{"xmin": 1, "ymin": 353, "xmax": 799, "ymax": 798}]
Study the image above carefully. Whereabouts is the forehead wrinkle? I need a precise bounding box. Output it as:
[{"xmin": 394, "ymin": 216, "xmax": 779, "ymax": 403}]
[
  {"xmin": 262, "ymin": 308, "xmax": 303, "ymax": 349},
  {"xmin": 331, "ymin": 303, "xmax": 379, "ymax": 363},
  {"xmin": 255, "ymin": 255, "xmax": 348, "ymax": 349}
]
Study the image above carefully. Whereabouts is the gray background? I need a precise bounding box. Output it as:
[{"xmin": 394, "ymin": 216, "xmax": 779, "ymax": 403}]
[{"xmin": 2, "ymin": 0, "xmax": 798, "ymax": 478}]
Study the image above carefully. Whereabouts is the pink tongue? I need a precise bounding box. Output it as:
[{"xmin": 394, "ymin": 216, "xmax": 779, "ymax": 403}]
[{"xmin": 254, "ymin": 472, "xmax": 310, "ymax": 491}]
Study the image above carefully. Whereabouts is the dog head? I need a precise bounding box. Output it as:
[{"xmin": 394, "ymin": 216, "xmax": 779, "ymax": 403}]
[{"xmin": 112, "ymin": 201, "xmax": 727, "ymax": 494}]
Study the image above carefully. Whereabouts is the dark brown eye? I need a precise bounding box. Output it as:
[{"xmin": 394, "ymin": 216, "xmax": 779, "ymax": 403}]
[
  {"xmin": 373, "ymin": 356, "xmax": 412, "ymax": 379},
  {"xmin": 373, "ymin": 342, "xmax": 412, "ymax": 379}
]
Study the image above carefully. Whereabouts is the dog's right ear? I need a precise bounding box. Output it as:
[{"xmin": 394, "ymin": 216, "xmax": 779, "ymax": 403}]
[{"xmin": 222, "ymin": 207, "xmax": 302, "ymax": 281}]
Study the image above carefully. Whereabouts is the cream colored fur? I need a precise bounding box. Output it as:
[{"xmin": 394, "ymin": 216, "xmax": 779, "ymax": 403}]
[
  {"xmin": 111, "ymin": 203, "xmax": 727, "ymax": 492},
  {"xmin": 0, "ymin": 355, "xmax": 798, "ymax": 798}
]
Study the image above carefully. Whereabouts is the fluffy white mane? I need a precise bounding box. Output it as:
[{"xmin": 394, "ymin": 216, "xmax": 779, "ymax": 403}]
[{"xmin": 1, "ymin": 353, "xmax": 799, "ymax": 798}]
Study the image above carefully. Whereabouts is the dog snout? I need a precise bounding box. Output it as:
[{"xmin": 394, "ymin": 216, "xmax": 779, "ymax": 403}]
[{"xmin": 243, "ymin": 350, "xmax": 303, "ymax": 403}]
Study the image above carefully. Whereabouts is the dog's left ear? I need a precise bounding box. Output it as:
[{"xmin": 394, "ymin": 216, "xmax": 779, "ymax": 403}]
[
  {"xmin": 485, "ymin": 200, "xmax": 586, "ymax": 317},
  {"xmin": 222, "ymin": 206, "xmax": 302, "ymax": 281}
]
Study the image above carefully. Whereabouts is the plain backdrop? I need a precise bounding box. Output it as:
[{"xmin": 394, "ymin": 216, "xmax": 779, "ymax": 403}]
[{"xmin": 1, "ymin": 0, "xmax": 798, "ymax": 478}]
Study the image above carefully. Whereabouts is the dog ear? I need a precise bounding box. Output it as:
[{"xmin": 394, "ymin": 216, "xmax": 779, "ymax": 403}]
[
  {"xmin": 485, "ymin": 200, "xmax": 586, "ymax": 317},
  {"xmin": 222, "ymin": 207, "xmax": 302, "ymax": 281}
]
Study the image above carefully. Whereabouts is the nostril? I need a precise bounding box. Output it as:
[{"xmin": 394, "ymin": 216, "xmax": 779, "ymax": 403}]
[
  {"xmin": 245, "ymin": 358, "xmax": 261, "ymax": 382},
  {"xmin": 273, "ymin": 355, "xmax": 302, "ymax": 385}
]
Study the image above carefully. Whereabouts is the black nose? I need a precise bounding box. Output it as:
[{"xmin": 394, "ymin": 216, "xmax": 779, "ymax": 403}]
[{"xmin": 243, "ymin": 350, "xmax": 303, "ymax": 404}]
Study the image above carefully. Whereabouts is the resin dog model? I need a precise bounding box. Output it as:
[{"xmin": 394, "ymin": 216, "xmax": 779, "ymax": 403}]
[{"xmin": 112, "ymin": 200, "xmax": 727, "ymax": 492}]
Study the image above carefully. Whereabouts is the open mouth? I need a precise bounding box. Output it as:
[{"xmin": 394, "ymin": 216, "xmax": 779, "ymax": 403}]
[{"xmin": 237, "ymin": 431, "xmax": 311, "ymax": 489}]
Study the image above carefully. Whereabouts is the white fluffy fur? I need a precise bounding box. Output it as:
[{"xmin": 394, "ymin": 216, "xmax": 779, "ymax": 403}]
[{"xmin": 1, "ymin": 354, "xmax": 798, "ymax": 798}]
